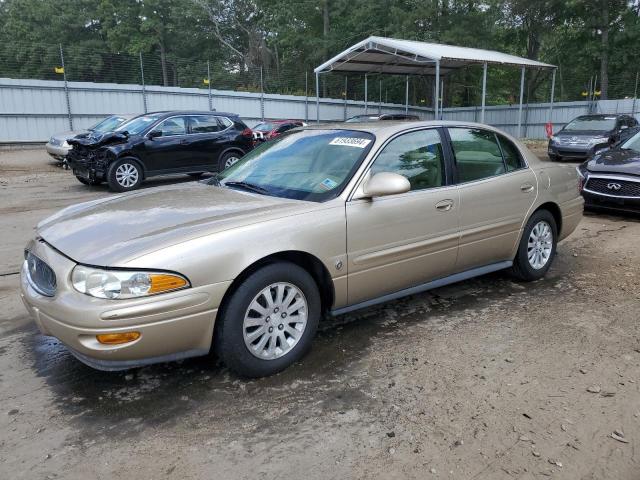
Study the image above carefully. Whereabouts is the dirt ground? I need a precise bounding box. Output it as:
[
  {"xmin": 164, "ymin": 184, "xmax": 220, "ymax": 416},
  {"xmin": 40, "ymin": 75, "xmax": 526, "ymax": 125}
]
[{"xmin": 1, "ymin": 147, "xmax": 639, "ymax": 480}]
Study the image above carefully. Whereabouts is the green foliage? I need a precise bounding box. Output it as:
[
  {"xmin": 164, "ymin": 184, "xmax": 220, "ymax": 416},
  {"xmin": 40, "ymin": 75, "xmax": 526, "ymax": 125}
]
[{"xmin": 0, "ymin": 0, "xmax": 639, "ymax": 103}]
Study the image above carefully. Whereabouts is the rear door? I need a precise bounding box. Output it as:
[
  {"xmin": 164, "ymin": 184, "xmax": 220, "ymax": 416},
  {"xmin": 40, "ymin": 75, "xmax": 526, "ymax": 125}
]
[
  {"xmin": 346, "ymin": 128, "xmax": 460, "ymax": 305},
  {"xmin": 447, "ymin": 127, "xmax": 537, "ymax": 272},
  {"xmin": 187, "ymin": 115, "xmax": 231, "ymax": 170}
]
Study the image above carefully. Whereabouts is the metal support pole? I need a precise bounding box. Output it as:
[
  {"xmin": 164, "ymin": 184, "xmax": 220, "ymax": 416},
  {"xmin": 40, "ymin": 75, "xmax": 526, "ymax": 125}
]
[
  {"xmin": 260, "ymin": 67, "xmax": 265, "ymax": 121},
  {"xmin": 344, "ymin": 76, "xmax": 348, "ymax": 121},
  {"xmin": 59, "ymin": 44, "xmax": 73, "ymax": 130},
  {"xmin": 434, "ymin": 61, "xmax": 440, "ymax": 120},
  {"xmin": 139, "ymin": 52, "xmax": 148, "ymax": 113},
  {"xmin": 440, "ymin": 79, "xmax": 444, "ymax": 119},
  {"xmin": 207, "ymin": 61, "xmax": 212, "ymax": 111},
  {"xmin": 480, "ymin": 62, "xmax": 487, "ymax": 123},
  {"xmin": 517, "ymin": 66, "xmax": 525, "ymax": 138},
  {"xmin": 364, "ymin": 74, "xmax": 368, "ymax": 114},
  {"xmin": 315, "ymin": 72, "xmax": 320, "ymax": 124},
  {"xmin": 548, "ymin": 68, "xmax": 556, "ymax": 122},
  {"xmin": 304, "ymin": 71, "xmax": 309, "ymax": 122},
  {"xmin": 632, "ymin": 71, "xmax": 639, "ymax": 116},
  {"xmin": 405, "ymin": 76, "xmax": 409, "ymax": 114},
  {"xmin": 378, "ymin": 78, "xmax": 382, "ymax": 115}
]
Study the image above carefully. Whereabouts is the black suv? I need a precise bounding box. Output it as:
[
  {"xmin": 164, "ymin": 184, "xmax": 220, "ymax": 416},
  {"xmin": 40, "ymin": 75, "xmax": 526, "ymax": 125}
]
[
  {"xmin": 67, "ymin": 111, "xmax": 253, "ymax": 192},
  {"xmin": 548, "ymin": 114, "xmax": 638, "ymax": 161}
]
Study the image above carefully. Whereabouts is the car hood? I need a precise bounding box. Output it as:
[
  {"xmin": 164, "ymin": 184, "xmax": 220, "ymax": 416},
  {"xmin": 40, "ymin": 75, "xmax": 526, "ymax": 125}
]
[
  {"xmin": 68, "ymin": 131, "xmax": 134, "ymax": 148},
  {"xmin": 51, "ymin": 130, "xmax": 88, "ymax": 142},
  {"xmin": 37, "ymin": 183, "xmax": 316, "ymax": 267},
  {"xmin": 585, "ymin": 148, "xmax": 640, "ymax": 175},
  {"xmin": 555, "ymin": 130, "xmax": 612, "ymax": 139}
]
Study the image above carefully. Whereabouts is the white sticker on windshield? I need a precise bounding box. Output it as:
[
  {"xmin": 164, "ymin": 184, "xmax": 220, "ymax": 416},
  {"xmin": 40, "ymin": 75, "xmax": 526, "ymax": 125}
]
[
  {"xmin": 319, "ymin": 178, "xmax": 338, "ymax": 190},
  {"xmin": 329, "ymin": 137, "xmax": 372, "ymax": 148}
]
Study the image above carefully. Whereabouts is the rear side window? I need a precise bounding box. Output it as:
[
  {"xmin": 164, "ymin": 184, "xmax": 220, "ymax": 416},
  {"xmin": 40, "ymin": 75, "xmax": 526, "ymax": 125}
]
[
  {"xmin": 496, "ymin": 134, "xmax": 523, "ymax": 172},
  {"xmin": 191, "ymin": 115, "xmax": 222, "ymax": 134},
  {"xmin": 370, "ymin": 129, "xmax": 444, "ymax": 191},
  {"xmin": 449, "ymin": 128, "xmax": 505, "ymax": 182},
  {"xmin": 218, "ymin": 116, "xmax": 234, "ymax": 129}
]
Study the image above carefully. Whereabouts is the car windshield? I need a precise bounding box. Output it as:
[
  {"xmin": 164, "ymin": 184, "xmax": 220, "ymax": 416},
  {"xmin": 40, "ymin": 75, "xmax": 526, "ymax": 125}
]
[
  {"xmin": 89, "ymin": 115, "xmax": 129, "ymax": 133},
  {"xmin": 213, "ymin": 129, "xmax": 375, "ymax": 202},
  {"xmin": 116, "ymin": 115, "xmax": 162, "ymax": 135},
  {"xmin": 621, "ymin": 130, "xmax": 640, "ymax": 152},
  {"xmin": 253, "ymin": 122, "xmax": 277, "ymax": 132},
  {"xmin": 564, "ymin": 117, "xmax": 616, "ymax": 131},
  {"xmin": 345, "ymin": 115, "xmax": 380, "ymax": 123}
]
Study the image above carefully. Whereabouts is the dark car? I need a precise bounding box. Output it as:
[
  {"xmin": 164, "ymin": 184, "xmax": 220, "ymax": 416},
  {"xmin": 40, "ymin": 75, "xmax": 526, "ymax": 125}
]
[
  {"xmin": 67, "ymin": 111, "xmax": 253, "ymax": 192},
  {"xmin": 577, "ymin": 129, "xmax": 640, "ymax": 213},
  {"xmin": 345, "ymin": 113, "xmax": 420, "ymax": 123},
  {"xmin": 252, "ymin": 119, "xmax": 305, "ymax": 144},
  {"xmin": 548, "ymin": 114, "xmax": 638, "ymax": 161}
]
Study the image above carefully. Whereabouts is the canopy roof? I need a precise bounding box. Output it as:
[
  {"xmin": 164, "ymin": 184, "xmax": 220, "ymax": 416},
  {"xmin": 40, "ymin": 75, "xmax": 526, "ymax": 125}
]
[{"xmin": 315, "ymin": 36, "xmax": 556, "ymax": 76}]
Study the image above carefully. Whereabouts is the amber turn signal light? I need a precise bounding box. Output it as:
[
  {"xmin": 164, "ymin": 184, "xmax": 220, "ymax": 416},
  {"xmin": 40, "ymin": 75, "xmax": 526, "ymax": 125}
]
[
  {"xmin": 149, "ymin": 274, "xmax": 189, "ymax": 294},
  {"xmin": 96, "ymin": 331, "xmax": 141, "ymax": 345}
]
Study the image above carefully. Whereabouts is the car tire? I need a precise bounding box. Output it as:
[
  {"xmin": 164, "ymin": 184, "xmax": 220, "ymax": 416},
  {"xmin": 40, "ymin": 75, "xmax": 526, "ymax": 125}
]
[
  {"xmin": 511, "ymin": 209, "xmax": 558, "ymax": 281},
  {"xmin": 215, "ymin": 262, "xmax": 321, "ymax": 378},
  {"xmin": 219, "ymin": 151, "xmax": 242, "ymax": 171},
  {"xmin": 107, "ymin": 158, "xmax": 143, "ymax": 192},
  {"xmin": 75, "ymin": 176, "xmax": 102, "ymax": 186}
]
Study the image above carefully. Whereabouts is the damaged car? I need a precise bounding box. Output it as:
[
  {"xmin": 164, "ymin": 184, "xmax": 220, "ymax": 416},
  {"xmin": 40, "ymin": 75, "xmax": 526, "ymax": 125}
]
[{"xmin": 67, "ymin": 111, "xmax": 253, "ymax": 192}]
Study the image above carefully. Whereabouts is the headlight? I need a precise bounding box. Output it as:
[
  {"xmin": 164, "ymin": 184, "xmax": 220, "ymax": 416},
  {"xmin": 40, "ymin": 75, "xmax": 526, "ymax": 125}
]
[
  {"xmin": 550, "ymin": 135, "xmax": 558, "ymax": 143},
  {"xmin": 575, "ymin": 165, "xmax": 585, "ymax": 178},
  {"xmin": 71, "ymin": 265, "xmax": 189, "ymax": 299},
  {"xmin": 62, "ymin": 140, "xmax": 70, "ymax": 148}
]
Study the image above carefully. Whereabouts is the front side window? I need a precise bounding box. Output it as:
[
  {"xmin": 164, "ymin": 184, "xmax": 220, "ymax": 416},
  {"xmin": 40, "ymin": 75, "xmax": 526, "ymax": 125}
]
[
  {"xmin": 449, "ymin": 128, "xmax": 506, "ymax": 183},
  {"xmin": 370, "ymin": 129, "xmax": 444, "ymax": 191},
  {"xmin": 151, "ymin": 116, "xmax": 188, "ymax": 137},
  {"xmin": 214, "ymin": 129, "xmax": 374, "ymax": 202},
  {"xmin": 191, "ymin": 115, "xmax": 222, "ymax": 134}
]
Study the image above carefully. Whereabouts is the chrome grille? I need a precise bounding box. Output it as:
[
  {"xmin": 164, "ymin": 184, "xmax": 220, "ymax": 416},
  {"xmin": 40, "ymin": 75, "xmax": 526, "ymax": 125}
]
[
  {"xmin": 585, "ymin": 177, "xmax": 640, "ymax": 198},
  {"xmin": 25, "ymin": 252, "xmax": 57, "ymax": 297}
]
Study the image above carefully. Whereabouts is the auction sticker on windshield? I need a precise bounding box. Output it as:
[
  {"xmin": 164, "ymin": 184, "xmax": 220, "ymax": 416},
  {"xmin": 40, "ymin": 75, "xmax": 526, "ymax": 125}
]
[{"xmin": 329, "ymin": 137, "xmax": 372, "ymax": 148}]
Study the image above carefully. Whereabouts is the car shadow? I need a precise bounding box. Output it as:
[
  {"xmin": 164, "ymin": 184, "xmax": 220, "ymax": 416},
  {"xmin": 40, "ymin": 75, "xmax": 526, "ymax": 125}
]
[{"xmin": 23, "ymin": 258, "xmax": 568, "ymax": 442}]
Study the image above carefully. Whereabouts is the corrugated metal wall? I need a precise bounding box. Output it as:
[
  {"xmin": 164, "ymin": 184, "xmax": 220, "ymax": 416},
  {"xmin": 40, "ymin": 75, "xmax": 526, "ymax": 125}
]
[{"xmin": 1, "ymin": 77, "xmax": 638, "ymax": 142}]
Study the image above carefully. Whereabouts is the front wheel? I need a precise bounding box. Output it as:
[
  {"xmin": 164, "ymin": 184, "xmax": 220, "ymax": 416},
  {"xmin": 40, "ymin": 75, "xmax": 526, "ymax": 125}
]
[
  {"xmin": 511, "ymin": 210, "xmax": 558, "ymax": 281},
  {"xmin": 215, "ymin": 262, "xmax": 321, "ymax": 377},
  {"xmin": 107, "ymin": 158, "xmax": 142, "ymax": 192}
]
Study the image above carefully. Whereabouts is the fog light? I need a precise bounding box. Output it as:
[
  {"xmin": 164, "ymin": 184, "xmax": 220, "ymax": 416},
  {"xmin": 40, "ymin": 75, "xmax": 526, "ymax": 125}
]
[{"xmin": 96, "ymin": 331, "xmax": 141, "ymax": 345}]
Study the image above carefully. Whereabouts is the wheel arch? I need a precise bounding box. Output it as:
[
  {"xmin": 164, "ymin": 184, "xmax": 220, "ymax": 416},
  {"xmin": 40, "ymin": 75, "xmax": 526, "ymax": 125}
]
[
  {"xmin": 532, "ymin": 201, "xmax": 562, "ymax": 237},
  {"xmin": 216, "ymin": 250, "xmax": 335, "ymax": 326},
  {"xmin": 219, "ymin": 146, "xmax": 246, "ymax": 160}
]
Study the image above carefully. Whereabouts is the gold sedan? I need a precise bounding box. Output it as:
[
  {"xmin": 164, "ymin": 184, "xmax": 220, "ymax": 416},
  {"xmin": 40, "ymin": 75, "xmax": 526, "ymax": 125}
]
[{"xmin": 21, "ymin": 121, "xmax": 583, "ymax": 377}]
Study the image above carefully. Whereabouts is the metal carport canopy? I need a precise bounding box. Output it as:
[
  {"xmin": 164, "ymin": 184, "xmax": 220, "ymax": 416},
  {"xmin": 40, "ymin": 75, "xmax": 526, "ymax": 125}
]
[{"xmin": 313, "ymin": 36, "xmax": 557, "ymax": 134}]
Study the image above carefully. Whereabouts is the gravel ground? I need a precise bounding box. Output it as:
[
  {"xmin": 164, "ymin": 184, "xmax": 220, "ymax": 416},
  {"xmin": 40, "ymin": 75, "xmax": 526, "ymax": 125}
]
[{"xmin": 1, "ymin": 148, "xmax": 639, "ymax": 480}]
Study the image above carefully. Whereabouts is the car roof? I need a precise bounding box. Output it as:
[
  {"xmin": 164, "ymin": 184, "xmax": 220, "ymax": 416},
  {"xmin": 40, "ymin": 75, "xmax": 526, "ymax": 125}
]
[
  {"xmin": 257, "ymin": 119, "xmax": 303, "ymax": 124},
  {"xmin": 145, "ymin": 110, "xmax": 240, "ymax": 118}
]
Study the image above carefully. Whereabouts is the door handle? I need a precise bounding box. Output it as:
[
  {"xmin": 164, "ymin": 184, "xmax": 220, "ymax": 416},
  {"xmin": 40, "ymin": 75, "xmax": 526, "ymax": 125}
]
[
  {"xmin": 435, "ymin": 199, "xmax": 454, "ymax": 211},
  {"xmin": 520, "ymin": 183, "xmax": 534, "ymax": 193}
]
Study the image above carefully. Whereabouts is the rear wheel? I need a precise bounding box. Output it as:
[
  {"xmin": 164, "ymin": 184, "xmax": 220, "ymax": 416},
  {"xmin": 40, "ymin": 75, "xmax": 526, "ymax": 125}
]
[
  {"xmin": 107, "ymin": 158, "xmax": 142, "ymax": 192},
  {"xmin": 219, "ymin": 151, "xmax": 242, "ymax": 171},
  {"xmin": 215, "ymin": 262, "xmax": 320, "ymax": 377},
  {"xmin": 511, "ymin": 210, "xmax": 557, "ymax": 281}
]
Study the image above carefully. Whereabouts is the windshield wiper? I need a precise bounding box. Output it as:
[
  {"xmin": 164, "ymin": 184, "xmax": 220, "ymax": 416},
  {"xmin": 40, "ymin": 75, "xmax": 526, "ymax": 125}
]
[{"xmin": 223, "ymin": 181, "xmax": 270, "ymax": 195}]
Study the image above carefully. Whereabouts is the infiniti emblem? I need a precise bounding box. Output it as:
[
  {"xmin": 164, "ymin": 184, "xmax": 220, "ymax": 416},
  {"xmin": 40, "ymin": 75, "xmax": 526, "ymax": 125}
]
[{"xmin": 606, "ymin": 182, "xmax": 622, "ymax": 191}]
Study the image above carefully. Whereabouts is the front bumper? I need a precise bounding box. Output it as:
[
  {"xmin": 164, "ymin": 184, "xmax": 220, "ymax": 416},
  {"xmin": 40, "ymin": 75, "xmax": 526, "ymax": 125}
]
[
  {"xmin": 548, "ymin": 143, "xmax": 605, "ymax": 160},
  {"xmin": 582, "ymin": 190, "xmax": 640, "ymax": 213},
  {"xmin": 45, "ymin": 143, "xmax": 70, "ymax": 160},
  {"xmin": 20, "ymin": 239, "xmax": 232, "ymax": 370},
  {"xmin": 581, "ymin": 174, "xmax": 640, "ymax": 213}
]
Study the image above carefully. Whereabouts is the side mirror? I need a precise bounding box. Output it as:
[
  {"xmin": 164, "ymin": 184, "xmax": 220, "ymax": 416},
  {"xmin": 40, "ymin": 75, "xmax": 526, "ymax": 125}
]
[
  {"xmin": 147, "ymin": 130, "xmax": 162, "ymax": 140},
  {"xmin": 359, "ymin": 172, "xmax": 410, "ymax": 199}
]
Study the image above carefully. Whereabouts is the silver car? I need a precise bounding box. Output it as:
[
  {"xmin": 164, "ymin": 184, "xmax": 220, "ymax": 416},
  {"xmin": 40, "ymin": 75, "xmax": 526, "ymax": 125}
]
[
  {"xmin": 22, "ymin": 121, "xmax": 584, "ymax": 377},
  {"xmin": 45, "ymin": 114, "xmax": 134, "ymax": 161}
]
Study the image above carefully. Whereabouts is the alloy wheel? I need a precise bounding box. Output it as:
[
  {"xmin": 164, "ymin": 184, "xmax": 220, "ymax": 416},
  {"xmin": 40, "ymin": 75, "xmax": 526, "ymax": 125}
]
[
  {"xmin": 115, "ymin": 163, "xmax": 139, "ymax": 188},
  {"xmin": 242, "ymin": 282, "xmax": 308, "ymax": 360},
  {"xmin": 527, "ymin": 220, "xmax": 553, "ymax": 270},
  {"xmin": 225, "ymin": 156, "xmax": 240, "ymax": 168}
]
